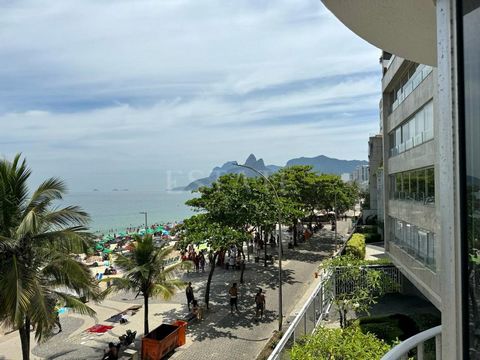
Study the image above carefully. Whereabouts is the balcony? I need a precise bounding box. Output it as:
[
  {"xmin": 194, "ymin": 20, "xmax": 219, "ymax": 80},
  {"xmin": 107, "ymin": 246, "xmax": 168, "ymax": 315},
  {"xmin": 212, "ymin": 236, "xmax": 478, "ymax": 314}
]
[{"xmin": 381, "ymin": 325, "xmax": 442, "ymax": 360}]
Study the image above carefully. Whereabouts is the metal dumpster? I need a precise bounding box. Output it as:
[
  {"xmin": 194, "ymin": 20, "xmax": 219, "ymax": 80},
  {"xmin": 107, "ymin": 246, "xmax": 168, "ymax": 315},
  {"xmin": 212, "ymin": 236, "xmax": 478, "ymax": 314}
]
[{"xmin": 142, "ymin": 321, "xmax": 187, "ymax": 360}]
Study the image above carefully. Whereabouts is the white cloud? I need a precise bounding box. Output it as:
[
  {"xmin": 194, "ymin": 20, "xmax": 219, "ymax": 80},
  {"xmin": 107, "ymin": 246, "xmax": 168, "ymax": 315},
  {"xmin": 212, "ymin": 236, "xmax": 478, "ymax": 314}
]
[{"xmin": 0, "ymin": 0, "xmax": 381, "ymax": 190}]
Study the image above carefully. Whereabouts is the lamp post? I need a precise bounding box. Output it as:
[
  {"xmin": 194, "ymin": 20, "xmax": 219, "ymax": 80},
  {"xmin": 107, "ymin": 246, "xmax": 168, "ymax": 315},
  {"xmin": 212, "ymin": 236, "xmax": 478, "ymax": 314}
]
[
  {"xmin": 140, "ymin": 211, "xmax": 148, "ymax": 231},
  {"xmin": 334, "ymin": 191, "xmax": 338, "ymax": 251},
  {"xmin": 234, "ymin": 163, "xmax": 283, "ymax": 331}
]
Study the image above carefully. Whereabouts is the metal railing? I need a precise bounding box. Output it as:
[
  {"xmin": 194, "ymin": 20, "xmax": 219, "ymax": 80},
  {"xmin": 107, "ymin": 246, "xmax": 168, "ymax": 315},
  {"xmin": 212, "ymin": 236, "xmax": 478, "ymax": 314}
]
[
  {"xmin": 381, "ymin": 325, "xmax": 442, "ymax": 360},
  {"xmin": 267, "ymin": 269, "xmax": 334, "ymax": 360},
  {"xmin": 267, "ymin": 230, "xmax": 354, "ymax": 360}
]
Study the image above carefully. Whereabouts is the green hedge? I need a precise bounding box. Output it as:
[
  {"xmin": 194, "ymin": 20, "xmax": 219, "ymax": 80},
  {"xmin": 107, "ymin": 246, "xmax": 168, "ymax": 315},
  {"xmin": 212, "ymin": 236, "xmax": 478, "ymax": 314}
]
[
  {"xmin": 356, "ymin": 225, "xmax": 378, "ymax": 234},
  {"xmin": 365, "ymin": 233, "xmax": 382, "ymax": 243},
  {"xmin": 290, "ymin": 326, "xmax": 390, "ymax": 360},
  {"xmin": 356, "ymin": 314, "xmax": 419, "ymax": 344},
  {"xmin": 345, "ymin": 233, "xmax": 366, "ymax": 260}
]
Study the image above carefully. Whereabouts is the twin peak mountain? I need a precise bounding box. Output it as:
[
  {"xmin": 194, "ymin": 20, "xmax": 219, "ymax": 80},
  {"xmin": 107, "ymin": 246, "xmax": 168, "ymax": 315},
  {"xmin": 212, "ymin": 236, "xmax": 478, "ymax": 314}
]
[{"xmin": 178, "ymin": 154, "xmax": 367, "ymax": 191}]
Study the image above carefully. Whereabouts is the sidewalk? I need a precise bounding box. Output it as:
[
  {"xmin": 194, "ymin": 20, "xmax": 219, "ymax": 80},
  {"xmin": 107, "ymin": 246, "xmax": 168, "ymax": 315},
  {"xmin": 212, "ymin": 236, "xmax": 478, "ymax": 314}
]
[{"xmin": 170, "ymin": 220, "xmax": 352, "ymax": 360}]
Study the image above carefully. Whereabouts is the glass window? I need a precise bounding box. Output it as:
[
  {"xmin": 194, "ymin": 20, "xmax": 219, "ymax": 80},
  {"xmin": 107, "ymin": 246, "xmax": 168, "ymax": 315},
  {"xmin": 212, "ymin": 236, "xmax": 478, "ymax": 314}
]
[
  {"xmin": 410, "ymin": 171, "xmax": 418, "ymax": 200},
  {"xmin": 424, "ymin": 101, "xmax": 434, "ymax": 140},
  {"xmin": 462, "ymin": 2, "xmax": 480, "ymax": 354},
  {"xmin": 426, "ymin": 168, "xmax": 435, "ymax": 204}
]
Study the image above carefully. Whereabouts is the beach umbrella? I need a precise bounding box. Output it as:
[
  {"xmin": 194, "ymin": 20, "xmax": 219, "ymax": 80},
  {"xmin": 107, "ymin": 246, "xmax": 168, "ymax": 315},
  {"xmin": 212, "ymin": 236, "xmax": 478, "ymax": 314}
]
[
  {"xmin": 95, "ymin": 244, "xmax": 104, "ymax": 251},
  {"xmin": 102, "ymin": 248, "xmax": 113, "ymax": 254},
  {"xmin": 118, "ymin": 231, "xmax": 127, "ymax": 237},
  {"xmin": 162, "ymin": 230, "xmax": 170, "ymax": 236},
  {"xmin": 138, "ymin": 229, "xmax": 146, "ymax": 235},
  {"xmin": 155, "ymin": 226, "xmax": 163, "ymax": 232},
  {"xmin": 146, "ymin": 228, "xmax": 155, "ymax": 234}
]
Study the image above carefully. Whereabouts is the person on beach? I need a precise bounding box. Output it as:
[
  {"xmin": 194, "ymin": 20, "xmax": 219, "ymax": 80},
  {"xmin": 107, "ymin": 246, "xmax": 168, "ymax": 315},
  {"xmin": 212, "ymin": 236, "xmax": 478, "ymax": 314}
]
[
  {"xmin": 186, "ymin": 282, "xmax": 195, "ymax": 310},
  {"xmin": 199, "ymin": 252, "xmax": 206, "ymax": 272},
  {"xmin": 255, "ymin": 288, "xmax": 266, "ymax": 320},
  {"xmin": 229, "ymin": 283, "xmax": 239, "ymax": 313},
  {"xmin": 102, "ymin": 342, "xmax": 119, "ymax": 360}
]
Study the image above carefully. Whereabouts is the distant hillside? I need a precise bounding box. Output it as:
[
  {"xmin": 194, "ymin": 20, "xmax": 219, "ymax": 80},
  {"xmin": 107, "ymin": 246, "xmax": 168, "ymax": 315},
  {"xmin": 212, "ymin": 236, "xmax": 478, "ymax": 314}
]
[
  {"xmin": 179, "ymin": 154, "xmax": 281, "ymax": 191},
  {"xmin": 286, "ymin": 155, "xmax": 367, "ymax": 175},
  {"xmin": 175, "ymin": 154, "xmax": 367, "ymax": 191}
]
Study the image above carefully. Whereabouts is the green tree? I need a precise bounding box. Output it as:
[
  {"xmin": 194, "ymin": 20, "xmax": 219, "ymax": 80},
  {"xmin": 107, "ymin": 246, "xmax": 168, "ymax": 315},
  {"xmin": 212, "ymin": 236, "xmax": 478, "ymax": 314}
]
[
  {"xmin": 270, "ymin": 166, "xmax": 316, "ymax": 246},
  {"xmin": 0, "ymin": 154, "xmax": 102, "ymax": 360},
  {"xmin": 321, "ymin": 255, "xmax": 385, "ymax": 328},
  {"xmin": 106, "ymin": 234, "xmax": 188, "ymax": 334},
  {"xmin": 289, "ymin": 325, "xmax": 391, "ymax": 360},
  {"xmin": 174, "ymin": 214, "xmax": 248, "ymax": 308}
]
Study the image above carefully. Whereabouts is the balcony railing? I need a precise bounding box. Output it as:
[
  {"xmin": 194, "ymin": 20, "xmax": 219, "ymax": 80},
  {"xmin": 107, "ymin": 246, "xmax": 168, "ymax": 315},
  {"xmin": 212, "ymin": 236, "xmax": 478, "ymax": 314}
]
[{"xmin": 381, "ymin": 325, "xmax": 442, "ymax": 360}]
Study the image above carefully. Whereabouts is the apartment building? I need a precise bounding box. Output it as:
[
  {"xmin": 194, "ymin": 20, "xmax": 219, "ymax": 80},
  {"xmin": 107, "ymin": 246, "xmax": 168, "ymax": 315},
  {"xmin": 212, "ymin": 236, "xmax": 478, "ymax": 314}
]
[
  {"xmin": 322, "ymin": 0, "xmax": 478, "ymax": 358},
  {"xmin": 381, "ymin": 57, "xmax": 439, "ymax": 307}
]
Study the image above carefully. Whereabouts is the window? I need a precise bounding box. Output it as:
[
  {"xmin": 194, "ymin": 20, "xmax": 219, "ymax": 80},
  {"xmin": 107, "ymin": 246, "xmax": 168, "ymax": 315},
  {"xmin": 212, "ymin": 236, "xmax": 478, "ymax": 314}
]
[
  {"xmin": 388, "ymin": 100, "xmax": 434, "ymax": 157},
  {"xmin": 461, "ymin": 1, "xmax": 480, "ymax": 354},
  {"xmin": 389, "ymin": 217, "xmax": 435, "ymax": 270},
  {"xmin": 390, "ymin": 167, "xmax": 434, "ymax": 204},
  {"xmin": 389, "ymin": 64, "xmax": 433, "ymax": 113}
]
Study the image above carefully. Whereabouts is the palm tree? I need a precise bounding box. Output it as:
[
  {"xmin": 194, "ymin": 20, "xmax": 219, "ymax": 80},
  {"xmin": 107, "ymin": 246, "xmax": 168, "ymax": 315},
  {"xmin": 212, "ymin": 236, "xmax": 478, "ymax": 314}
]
[
  {"xmin": 0, "ymin": 154, "xmax": 102, "ymax": 360},
  {"xmin": 107, "ymin": 235, "xmax": 188, "ymax": 334}
]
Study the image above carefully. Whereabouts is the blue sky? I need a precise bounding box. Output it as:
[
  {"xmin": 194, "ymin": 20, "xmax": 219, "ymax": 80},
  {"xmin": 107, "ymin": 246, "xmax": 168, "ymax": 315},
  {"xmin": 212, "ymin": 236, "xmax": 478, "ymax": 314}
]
[{"xmin": 0, "ymin": 0, "xmax": 381, "ymax": 191}]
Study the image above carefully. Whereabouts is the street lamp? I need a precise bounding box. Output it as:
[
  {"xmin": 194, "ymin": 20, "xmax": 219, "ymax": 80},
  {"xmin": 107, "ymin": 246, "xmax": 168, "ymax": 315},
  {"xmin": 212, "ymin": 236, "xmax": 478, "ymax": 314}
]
[
  {"xmin": 234, "ymin": 163, "xmax": 283, "ymax": 331},
  {"xmin": 139, "ymin": 211, "xmax": 148, "ymax": 231}
]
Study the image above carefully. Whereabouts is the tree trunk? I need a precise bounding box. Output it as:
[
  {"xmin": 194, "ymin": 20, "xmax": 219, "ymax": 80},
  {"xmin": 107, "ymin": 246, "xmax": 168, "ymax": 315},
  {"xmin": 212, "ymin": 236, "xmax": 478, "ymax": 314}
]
[
  {"xmin": 239, "ymin": 249, "xmax": 246, "ymax": 284},
  {"xmin": 19, "ymin": 316, "xmax": 31, "ymax": 360},
  {"xmin": 205, "ymin": 253, "xmax": 218, "ymax": 309},
  {"xmin": 264, "ymin": 229, "xmax": 268, "ymax": 267},
  {"xmin": 144, "ymin": 294, "xmax": 149, "ymax": 335},
  {"xmin": 293, "ymin": 221, "xmax": 298, "ymax": 246}
]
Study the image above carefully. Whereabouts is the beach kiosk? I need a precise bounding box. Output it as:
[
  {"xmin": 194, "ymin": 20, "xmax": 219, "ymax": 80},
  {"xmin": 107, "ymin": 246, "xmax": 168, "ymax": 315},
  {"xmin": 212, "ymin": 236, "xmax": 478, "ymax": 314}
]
[{"xmin": 141, "ymin": 320, "xmax": 187, "ymax": 360}]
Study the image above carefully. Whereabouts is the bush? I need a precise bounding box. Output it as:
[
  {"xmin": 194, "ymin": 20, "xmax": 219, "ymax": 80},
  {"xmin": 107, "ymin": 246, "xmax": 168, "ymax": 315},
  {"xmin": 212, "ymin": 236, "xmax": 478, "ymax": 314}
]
[
  {"xmin": 356, "ymin": 225, "xmax": 378, "ymax": 234},
  {"xmin": 290, "ymin": 326, "xmax": 390, "ymax": 360},
  {"xmin": 345, "ymin": 233, "xmax": 366, "ymax": 260},
  {"xmin": 365, "ymin": 233, "xmax": 382, "ymax": 243},
  {"xmin": 356, "ymin": 314, "xmax": 419, "ymax": 344}
]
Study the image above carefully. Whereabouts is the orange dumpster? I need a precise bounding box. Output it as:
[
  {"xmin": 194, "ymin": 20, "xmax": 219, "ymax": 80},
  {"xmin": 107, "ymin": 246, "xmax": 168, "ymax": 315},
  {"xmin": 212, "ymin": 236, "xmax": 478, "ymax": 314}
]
[
  {"xmin": 171, "ymin": 320, "xmax": 187, "ymax": 346},
  {"xmin": 142, "ymin": 321, "xmax": 188, "ymax": 360}
]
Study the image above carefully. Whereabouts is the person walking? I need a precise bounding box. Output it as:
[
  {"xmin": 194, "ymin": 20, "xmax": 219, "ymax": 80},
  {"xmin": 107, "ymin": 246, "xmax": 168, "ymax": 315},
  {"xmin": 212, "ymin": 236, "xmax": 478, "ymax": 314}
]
[
  {"xmin": 255, "ymin": 288, "xmax": 266, "ymax": 320},
  {"xmin": 229, "ymin": 283, "xmax": 239, "ymax": 314},
  {"xmin": 185, "ymin": 282, "xmax": 195, "ymax": 310}
]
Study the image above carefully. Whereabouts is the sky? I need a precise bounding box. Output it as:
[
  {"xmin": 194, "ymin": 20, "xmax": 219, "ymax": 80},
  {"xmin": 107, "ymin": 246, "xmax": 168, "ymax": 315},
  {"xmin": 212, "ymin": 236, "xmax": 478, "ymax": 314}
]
[{"xmin": 0, "ymin": 0, "xmax": 381, "ymax": 191}]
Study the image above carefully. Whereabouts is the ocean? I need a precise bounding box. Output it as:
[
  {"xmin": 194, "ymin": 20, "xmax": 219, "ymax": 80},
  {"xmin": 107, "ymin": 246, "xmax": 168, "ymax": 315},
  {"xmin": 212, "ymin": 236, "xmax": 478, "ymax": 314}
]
[{"xmin": 61, "ymin": 190, "xmax": 195, "ymax": 234}]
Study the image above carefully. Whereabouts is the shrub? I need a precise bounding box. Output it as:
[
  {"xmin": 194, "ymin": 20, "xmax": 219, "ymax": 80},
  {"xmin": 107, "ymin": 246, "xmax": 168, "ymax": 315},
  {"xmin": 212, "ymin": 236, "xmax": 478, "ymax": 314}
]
[
  {"xmin": 365, "ymin": 233, "xmax": 382, "ymax": 243},
  {"xmin": 356, "ymin": 225, "xmax": 378, "ymax": 234},
  {"xmin": 345, "ymin": 233, "xmax": 366, "ymax": 260},
  {"xmin": 290, "ymin": 326, "xmax": 390, "ymax": 360},
  {"xmin": 356, "ymin": 314, "xmax": 419, "ymax": 344}
]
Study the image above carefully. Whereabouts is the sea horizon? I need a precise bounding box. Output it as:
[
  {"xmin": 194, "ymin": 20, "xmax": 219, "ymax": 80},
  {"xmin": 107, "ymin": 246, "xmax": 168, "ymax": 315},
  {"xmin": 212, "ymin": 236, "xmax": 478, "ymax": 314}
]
[{"xmin": 60, "ymin": 190, "xmax": 195, "ymax": 234}]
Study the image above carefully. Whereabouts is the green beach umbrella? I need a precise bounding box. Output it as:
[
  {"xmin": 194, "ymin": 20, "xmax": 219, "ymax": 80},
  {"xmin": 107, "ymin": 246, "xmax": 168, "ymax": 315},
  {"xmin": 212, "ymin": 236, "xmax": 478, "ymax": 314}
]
[
  {"xmin": 146, "ymin": 228, "xmax": 155, "ymax": 234},
  {"xmin": 102, "ymin": 248, "xmax": 113, "ymax": 254},
  {"xmin": 118, "ymin": 231, "xmax": 127, "ymax": 237},
  {"xmin": 155, "ymin": 226, "xmax": 163, "ymax": 232},
  {"xmin": 95, "ymin": 244, "xmax": 104, "ymax": 251}
]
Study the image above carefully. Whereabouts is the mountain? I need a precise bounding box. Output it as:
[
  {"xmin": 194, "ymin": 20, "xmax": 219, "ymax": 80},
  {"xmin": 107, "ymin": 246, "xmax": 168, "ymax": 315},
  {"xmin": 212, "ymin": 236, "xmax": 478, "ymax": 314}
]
[
  {"xmin": 286, "ymin": 155, "xmax": 367, "ymax": 175},
  {"xmin": 175, "ymin": 154, "xmax": 366, "ymax": 191},
  {"xmin": 179, "ymin": 154, "xmax": 281, "ymax": 191}
]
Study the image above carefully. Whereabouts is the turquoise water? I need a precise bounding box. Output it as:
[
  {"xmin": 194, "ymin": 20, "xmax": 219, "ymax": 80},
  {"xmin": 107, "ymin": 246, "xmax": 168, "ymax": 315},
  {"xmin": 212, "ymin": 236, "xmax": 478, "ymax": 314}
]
[{"xmin": 61, "ymin": 191, "xmax": 195, "ymax": 234}]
